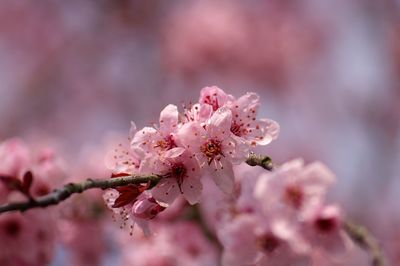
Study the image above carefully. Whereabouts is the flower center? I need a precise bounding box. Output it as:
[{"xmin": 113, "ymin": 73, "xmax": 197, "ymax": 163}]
[
  {"xmin": 200, "ymin": 139, "xmax": 223, "ymax": 164},
  {"xmin": 170, "ymin": 162, "xmax": 187, "ymax": 190},
  {"xmin": 283, "ymin": 185, "xmax": 304, "ymax": 209},
  {"xmin": 203, "ymin": 94, "xmax": 220, "ymax": 111},
  {"xmin": 257, "ymin": 232, "xmax": 280, "ymax": 254},
  {"xmin": 155, "ymin": 134, "xmax": 177, "ymax": 151}
]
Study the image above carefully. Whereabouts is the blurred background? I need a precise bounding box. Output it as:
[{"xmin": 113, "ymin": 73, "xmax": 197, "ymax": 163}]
[{"xmin": 0, "ymin": 0, "xmax": 399, "ymax": 265}]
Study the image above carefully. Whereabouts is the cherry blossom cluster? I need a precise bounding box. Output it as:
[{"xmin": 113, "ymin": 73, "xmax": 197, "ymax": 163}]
[
  {"xmin": 216, "ymin": 160, "xmax": 351, "ymax": 266},
  {"xmin": 0, "ymin": 87, "xmax": 384, "ymax": 266},
  {"xmin": 102, "ymin": 87, "xmax": 359, "ymax": 265},
  {"xmin": 103, "ymin": 86, "xmax": 279, "ymax": 234}
]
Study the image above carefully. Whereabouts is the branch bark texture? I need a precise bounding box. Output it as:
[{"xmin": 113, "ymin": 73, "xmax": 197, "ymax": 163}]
[{"xmin": 0, "ymin": 175, "xmax": 160, "ymax": 213}]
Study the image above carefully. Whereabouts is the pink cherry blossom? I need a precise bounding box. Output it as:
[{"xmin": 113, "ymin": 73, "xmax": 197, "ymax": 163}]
[
  {"xmin": 131, "ymin": 104, "xmax": 180, "ymax": 158},
  {"xmin": 142, "ymin": 151, "xmax": 203, "ymax": 205},
  {"xmin": 228, "ymin": 92, "xmax": 280, "ymax": 146},
  {"xmin": 178, "ymin": 107, "xmax": 245, "ymax": 193},
  {"xmin": 303, "ymin": 204, "xmax": 351, "ymax": 259},
  {"xmin": 254, "ymin": 159, "xmax": 336, "ymax": 221},
  {"xmin": 199, "ymin": 86, "xmax": 233, "ymax": 112}
]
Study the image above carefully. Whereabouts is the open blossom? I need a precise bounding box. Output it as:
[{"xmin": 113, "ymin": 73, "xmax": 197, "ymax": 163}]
[
  {"xmin": 142, "ymin": 150, "xmax": 203, "ymax": 205},
  {"xmin": 178, "ymin": 107, "xmax": 245, "ymax": 194},
  {"xmin": 199, "ymin": 86, "xmax": 234, "ymax": 111},
  {"xmin": 254, "ymin": 159, "xmax": 336, "ymax": 221},
  {"xmin": 302, "ymin": 204, "xmax": 351, "ymax": 259},
  {"xmin": 131, "ymin": 104, "xmax": 181, "ymax": 158},
  {"xmin": 228, "ymin": 92, "xmax": 279, "ymax": 146},
  {"xmin": 200, "ymin": 86, "xmax": 280, "ymax": 146}
]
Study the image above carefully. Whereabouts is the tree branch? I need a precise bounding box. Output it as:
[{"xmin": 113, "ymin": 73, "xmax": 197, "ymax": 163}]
[
  {"xmin": 343, "ymin": 220, "xmax": 386, "ymax": 266},
  {"xmin": 0, "ymin": 154, "xmax": 273, "ymax": 215},
  {"xmin": 0, "ymin": 174, "xmax": 161, "ymax": 214}
]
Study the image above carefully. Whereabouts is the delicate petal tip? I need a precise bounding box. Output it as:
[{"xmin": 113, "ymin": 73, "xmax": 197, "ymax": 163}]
[
  {"xmin": 254, "ymin": 119, "xmax": 280, "ymax": 145},
  {"xmin": 265, "ymin": 119, "xmax": 280, "ymax": 140},
  {"xmin": 159, "ymin": 104, "xmax": 179, "ymax": 129},
  {"xmin": 236, "ymin": 92, "xmax": 260, "ymax": 108}
]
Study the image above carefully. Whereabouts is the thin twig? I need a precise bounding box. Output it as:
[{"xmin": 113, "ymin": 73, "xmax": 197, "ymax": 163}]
[
  {"xmin": 0, "ymin": 155, "xmax": 273, "ymax": 214},
  {"xmin": 0, "ymin": 175, "xmax": 160, "ymax": 214},
  {"xmin": 343, "ymin": 220, "xmax": 386, "ymax": 266}
]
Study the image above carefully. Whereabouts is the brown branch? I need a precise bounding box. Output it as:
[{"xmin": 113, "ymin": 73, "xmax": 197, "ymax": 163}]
[
  {"xmin": 0, "ymin": 175, "xmax": 161, "ymax": 214},
  {"xmin": 343, "ymin": 220, "xmax": 386, "ymax": 266},
  {"xmin": 0, "ymin": 154, "xmax": 271, "ymax": 214}
]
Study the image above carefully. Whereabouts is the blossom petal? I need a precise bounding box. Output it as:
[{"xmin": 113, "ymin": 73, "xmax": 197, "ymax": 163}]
[
  {"xmin": 151, "ymin": 178, "xmax": 180, "ymax": 205},
  {"xmin": 208, "ymin": 107, "xmax": 232, "ymax": 138},
  {"xmin": 177, "ymin": 122, "xmax": 204, "ymax": 152},
  {"xmin": 159, "ymin": 104, "xmax": 179, "ymax": 132},
  {"xmin": 236, "ymin": 92, "xmax": 259, "ymax": 110},
  {"xmin": 163, "ymin": 147, "xmax": 186, "ymax": 159},
  {"xmin": 131, "ymin": 127, "xmax": 157, "ymax": 156},
  {"xmin": 247, "ymin": 119, "xmax": 280, "ymax": 146},
  {"xmin": 182, "ymin": 177, "xmax": 203, "ymax": 205},
  {"xmin": 212, "ymin": 160, "xmax": 235, "ymax": 194}
]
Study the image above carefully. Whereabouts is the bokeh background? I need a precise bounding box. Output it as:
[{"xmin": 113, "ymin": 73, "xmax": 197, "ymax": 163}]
[{"xmin": 0, "ymin": 0, "xmax": 399, "ymax": 265}]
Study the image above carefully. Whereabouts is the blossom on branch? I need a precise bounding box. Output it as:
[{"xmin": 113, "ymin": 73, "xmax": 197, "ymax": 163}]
[{"xmin": 103, "ymin": 86, "xmax": 279, "ymax": 235}]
